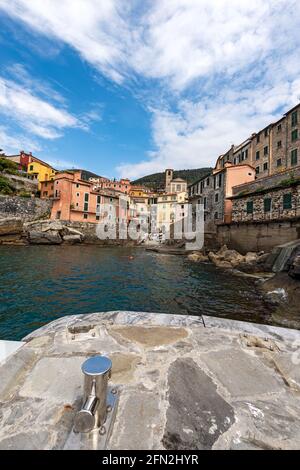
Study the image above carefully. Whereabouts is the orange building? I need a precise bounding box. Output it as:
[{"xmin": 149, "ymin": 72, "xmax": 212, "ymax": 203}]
[{"xmin": 49, "ymin": 170, "xmax": 130, "ymax": 225}]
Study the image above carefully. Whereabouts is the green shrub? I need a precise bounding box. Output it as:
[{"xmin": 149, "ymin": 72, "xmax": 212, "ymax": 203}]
[
  {"xmin": 0, "ymin": 175, "xmax": 15, "ymax": 195},
  {"xmin": 19, "ymin": 191, "xmax": 31, "ymax": 198},
  {"xmin": 0, "ymin": 157, "xmax": 19, "ymax": 175}
]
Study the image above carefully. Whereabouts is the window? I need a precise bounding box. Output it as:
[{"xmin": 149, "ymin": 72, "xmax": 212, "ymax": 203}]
[
  {"xmin": 277, "ymin": 158, "xmax": 282, "ymax": 167},
  {"xmin": 29, "ymin": 165, "xmax": 33, "ymax": 171},
  {"xmin": 76, "ymin": 192, "xmax": 80, "ymax": 197},
  {"xmin": 264, "ymin": 129, "xmax": 268, "ymax": 137},
  {"xmin": 256, "ymin": 134, "xmax": 260, "ymax": 143},
  {"xmin": 245, "ymin": 149, "xmax": 248, "ymax": 159},
  {"xmin": 43, "ymin": 191, "xmax": 48, "ymax": 196},
  {"xmin": 264, "ymin": 146, "xmax": 268, "ymax": 156},
  {"xmin": 76, "ymin": 184, "xmax": 80, "ymax": 188},
  {"xmin": 263, "ymin": 162, "xmax": 268, "ymax": 171},
  {"xmin": 96, "ymin": 215, "xmax": 100, "ymax": 221},
  {"xmin": 247, "ymin": 201, "xmax": 253, "ymax": 214},
  {"xmin": 264, "ymin": 198, "xmax": 271, "ymax": 212},
  {"xmin": 283, "ymin": 193, "xmax": 292, "ymax": 210},
  {"xmin": 218, "ymin": 174, "xmax": 222, "ymax": 187},
  {"xmin": 255, "ymin": 166, "xmax": 260, "ymax": 175},
  {"xmin": 292, "ymin": 129, "xmax": 298, "ymax": 141},
  {"xmin": 277, "ymin": 140, "xmax": 282, "ymax": 148},
  {"xmin": 44, "ymin": 182, "xmax": 48, "ymax": 187},
  {"xmin": 214, "ymin": 212, "xmax": 219, "ymax": 220},
  {"xmin": 277, "ymin": 124, "xmax": 282, "ymax": 132},
  {"xmin": 256, "ymin": 151, "xmax": 260, "ymax": 160},
  {"xmin": 83, "ymin": 214, "xmax": 88, "ymax": 219},
  {"xmin": 176, "ymin": 184, "xmax": 181, "ymax": 191},
  {"xmin": 56, "ymin": 211, "xmax": 61, "ymax": 220},
  {"xmin": 233, "ymin": 158, "xmax": 236, "ymax": 165},
  {"xmin": 292, "ymin": 111, "xmax": 298, "ymax": 127},
  {"xmin": 206, "ymin": 178, "xmax": 210, "ymax": 186},
  {"xmin": 215, "ymin": 193, "xmax": 219, "ymax": 202},
  {"xmin": 203, "ymin": 197, "xmax": 207, "ymax": 210},
  {"xmin": 291, "ymin": 149, "xmax": 298, "ymax": 165},
  {"xmin": 84, "ymin": 192, "xmax": 89, "ymax": 212}
]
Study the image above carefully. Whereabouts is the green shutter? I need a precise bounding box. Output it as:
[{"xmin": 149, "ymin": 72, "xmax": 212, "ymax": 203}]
[
  {"xmin": 291, "ymin": 149, "xmax": 298, "ymax": 165},
  {"xmin": 283, "ymin": 193, "xmax": 292, "ymax": 210},
  {"xmin": 246, "ymin": 201, "xmax": 253, "ymax": 214},
  {"xmin": 264, "ymin": 198, "xmax": 271, "ymax": 212}
]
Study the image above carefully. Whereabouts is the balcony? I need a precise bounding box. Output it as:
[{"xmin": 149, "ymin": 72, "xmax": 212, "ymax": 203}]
[{"xmin": 52, "ymin": 191, "xmax": 61, "ymax": 200}]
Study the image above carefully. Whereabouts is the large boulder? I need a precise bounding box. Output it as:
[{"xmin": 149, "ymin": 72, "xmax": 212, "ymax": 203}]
[
  {"xmin": 41, "ymin": 221, "xmax": 64, "ymax": 232},
  {"xmin": 289, "ymin": 255, "xmax": 300, "ymax": 279},
  {"xmin": 188, "ymin": 252, "xmax": 208, "ymax": 263},
  {"xmin": 0, "ymin": 217, "xmax": 23, "ymax": 236},
  {"xmin": 63, "ymin": 234, "xmax": 82, "ymax": 244},
  {"xmin": 222, "ymin": 249, "xmax": 245, "ymax": 267},
  {"xmin": 28, "ymin": 230, "xmax": 62, "ymax": 245}
]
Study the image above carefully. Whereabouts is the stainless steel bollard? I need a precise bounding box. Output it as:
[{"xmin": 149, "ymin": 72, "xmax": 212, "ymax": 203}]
[{"xmin": 74, "ymin": 355, "xmax": 112, "ymax": 434}]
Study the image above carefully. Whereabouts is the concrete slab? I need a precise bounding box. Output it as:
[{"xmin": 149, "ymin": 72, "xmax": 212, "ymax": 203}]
[{"xmin": 201, "ymin": 348, "xmax": 283, "ymax": 398}]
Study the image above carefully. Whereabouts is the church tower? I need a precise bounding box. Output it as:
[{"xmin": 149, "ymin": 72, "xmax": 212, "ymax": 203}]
[{"xmin": 165, "ymin": 169, "xmax": 173, "ymax": 193}]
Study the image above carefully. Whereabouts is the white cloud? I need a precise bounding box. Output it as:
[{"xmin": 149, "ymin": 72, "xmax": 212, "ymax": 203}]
[
  {"xmin": 1, "ymin": 0, "xmax": 300, "ymax": 177},
  {"xmin": 0, "ymin": 126, "xmax": 41, "ymax": 154}
]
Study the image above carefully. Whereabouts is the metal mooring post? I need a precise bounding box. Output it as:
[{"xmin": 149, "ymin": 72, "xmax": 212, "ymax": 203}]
[{"xmin": 73, "ymin": 355, "xmax": 118, "ymax": 439}]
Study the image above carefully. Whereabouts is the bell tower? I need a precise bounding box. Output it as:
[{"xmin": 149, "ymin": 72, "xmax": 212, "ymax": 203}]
[{"xmin": 165, "ymin": 169, "xmax": 173, "ymax": 192}]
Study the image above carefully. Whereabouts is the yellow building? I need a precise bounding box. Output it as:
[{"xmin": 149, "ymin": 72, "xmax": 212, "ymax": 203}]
[
  {"xmin": 27, "ymin": 158, "xmax": 57, "ymax": 190},
  {"xmin": 129, "ymin": 185, "xmax": 150, "ymax": 198}
]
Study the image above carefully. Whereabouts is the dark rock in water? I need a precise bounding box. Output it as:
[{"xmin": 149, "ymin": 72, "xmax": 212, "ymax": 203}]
[
  {"xmin": 162, "ymin": 358, "xmax": 234, "ymax": 450},
  {"xmin": 28, "ymin": 230, "xmax": 62, "ymax": 245},
  {"xmin": 289, "ymin": 254, "xmax": 300, "ymax": 279}
]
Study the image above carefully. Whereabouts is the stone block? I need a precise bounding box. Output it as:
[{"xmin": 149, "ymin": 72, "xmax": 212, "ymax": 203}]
[
  {"xmin": 201, "ymin": 348, "xmax": 282, "ymax": 398},
  {"xmin": 162, "ymin": 358, "xmax": 234, "ymax": 450},
  {"xmin": 19, "ymin": 356, "xmax": 85, "ymax": 403}
]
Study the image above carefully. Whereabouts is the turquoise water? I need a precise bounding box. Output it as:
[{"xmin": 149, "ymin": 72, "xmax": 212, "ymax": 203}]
[{"xmin": 0, "ymin": 245, "xmax": 273, "ymax": 340}]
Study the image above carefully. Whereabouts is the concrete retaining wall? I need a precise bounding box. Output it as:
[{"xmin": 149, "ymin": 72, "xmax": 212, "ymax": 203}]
[{"xmin": 217, "ymin": 218, "xmax": 300, "ymax": 253}]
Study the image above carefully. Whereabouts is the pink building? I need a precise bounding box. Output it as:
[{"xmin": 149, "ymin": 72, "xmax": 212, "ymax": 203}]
[
  {"xmin": 50, "ymin": 170, "xmax": 130, "ymax": 224},
  {"xmin": 92, "ymin": 178, "xmax": 131, "ymax": 194}
]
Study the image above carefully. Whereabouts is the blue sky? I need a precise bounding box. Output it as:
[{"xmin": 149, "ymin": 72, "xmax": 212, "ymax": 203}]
[{"xmin": 0, "ymin": 1, "xmax": 300, "ymax": 180}]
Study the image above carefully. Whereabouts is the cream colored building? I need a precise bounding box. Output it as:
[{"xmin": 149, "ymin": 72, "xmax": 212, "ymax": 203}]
[{"xmin": 156, "ymin": 191, "xmax": 188, "ymax": 234}]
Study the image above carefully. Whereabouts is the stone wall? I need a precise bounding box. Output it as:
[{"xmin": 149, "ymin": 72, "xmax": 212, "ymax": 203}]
[
  {"xmin": 0, "ymin": 196, "xmax": 52, "ymax": 221},
  {"xmin": 232, "ymin": 166, "xmax": 300, "ymax": 196},
  {"xmin": 2, "ymin": 172, "xmax": 38, "ymax": 193},
  {"xmin": 231, "ymin": 183, "xmax": 300, "ymax": 223},
  {"xmin": 217, "ymin": 219, "xmax": 300, "ymax": 254}
]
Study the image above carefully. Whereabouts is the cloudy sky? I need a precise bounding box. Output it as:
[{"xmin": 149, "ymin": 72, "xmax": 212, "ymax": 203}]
[{"xmin": 0, "ymin": 0, "xmax": 300, "ymax": 179}]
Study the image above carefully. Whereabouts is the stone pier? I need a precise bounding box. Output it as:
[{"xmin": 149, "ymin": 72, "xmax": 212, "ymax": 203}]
[{"xmin": 0, "ymin": 311, "xmax": 300, "ymax": 450}]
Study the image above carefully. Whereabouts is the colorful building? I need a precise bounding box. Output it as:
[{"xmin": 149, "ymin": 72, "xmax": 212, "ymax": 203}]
[{"xmin": 4, "ymin": 150, "xmax": 57, "ymax": 190}]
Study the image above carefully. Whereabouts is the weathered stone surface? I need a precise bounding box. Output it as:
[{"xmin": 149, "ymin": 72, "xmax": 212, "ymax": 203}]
[
  {"xmin": 0, "ymin": 348, "xmax": 38, "ymax": 401},
  {"xmin": 110, "ymin": 353, "xmax": 141, "ymax": 383},
  {"xmin": 0, "ymin": 217, "xmax": 23, "ymax": 235},
  {"xmin": 63, "ymin": 234, "xmax": 82, "ymax": 244},
  {"xmin": 163, "ymin": 358, "xmax": 234, "ymax": 450},
  {"xmin": 19, "ymin": 356, "xmax": 84, "ymax": 403},
  {"xmin": 28, "ymin": 230, "xmax": 62, "ymax": 244},
  {"xmin": 201, "ymin": 348, "xmax": 282, "ymax": 398},
  {"xmin": 110, "ymin": 391, "xmax": 162, "ymax": 450},
  {"xmin": 1, "ymin": 311, "xmax": 300, "ymax": 450},
  {"xmin": 110, "ymin": 326, "xmax": 188, "ymax": 348},
  {"xmin": 187, "ymin": 252, "xmax": 208, "ymax": 263}
]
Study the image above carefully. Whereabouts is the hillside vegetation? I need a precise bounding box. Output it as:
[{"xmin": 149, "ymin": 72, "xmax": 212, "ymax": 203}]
[{"xmin": 133, "ymin": 167, "xmax": 212, "ymax": 191}]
